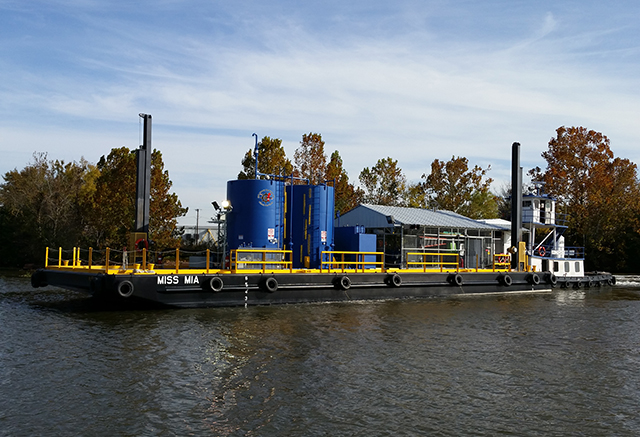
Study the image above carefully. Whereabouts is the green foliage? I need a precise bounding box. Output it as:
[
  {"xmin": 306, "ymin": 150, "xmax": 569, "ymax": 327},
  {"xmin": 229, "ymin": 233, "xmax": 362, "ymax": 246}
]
[
  {"xmin": 294, "ymin": 133, "xmax": 327, "ymax": 185},
  {"xmin": 0, "ymin": 148, "xmax": 187, "ymax": 266},
  {"xmin": 0, "ymin": 153, "xmax": 97, "ymax": 266},
  {"xmin": 359, "ymin": 157, "xmax": 407, "ymax": 206},
  {"xmin": 86, "ymin": 147, "xmax": 187, "ymax": 249},
  {"xmin": 326, "ymin": 150, "xmax": 362, "ymax": 215},
  {"xmin": 238, "ymin": 136, "xmax": 293, "ymax": 179},
  {"xmin": 410, "ymin": 156, "xmax": 497, "ymax": 219},
  {"xmin": 529, "ymin": 126, "xmax": 640, "ymax": 272}
]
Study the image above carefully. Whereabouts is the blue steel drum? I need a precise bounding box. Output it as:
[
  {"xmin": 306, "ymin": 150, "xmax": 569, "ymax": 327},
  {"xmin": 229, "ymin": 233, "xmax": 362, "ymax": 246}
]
[
  {"xmin": 226, "ymin": 179, "xmax": 285, "ymax": 250},
  {"xmin": 285, "ymin": 184, "xmax": 335, "ymax": 268}
]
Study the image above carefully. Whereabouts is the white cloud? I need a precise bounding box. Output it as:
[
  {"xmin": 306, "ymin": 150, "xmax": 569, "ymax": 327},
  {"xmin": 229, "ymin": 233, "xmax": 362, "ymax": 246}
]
[{"xmin": 1, "ymin": 0, "xmax": 639, "ymax": 223}]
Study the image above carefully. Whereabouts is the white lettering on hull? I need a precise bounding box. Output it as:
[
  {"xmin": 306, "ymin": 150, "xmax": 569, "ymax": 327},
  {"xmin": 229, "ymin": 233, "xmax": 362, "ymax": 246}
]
[{"xmin": 157, "ymin": 275, "xmax": 200, "ymax": 286}]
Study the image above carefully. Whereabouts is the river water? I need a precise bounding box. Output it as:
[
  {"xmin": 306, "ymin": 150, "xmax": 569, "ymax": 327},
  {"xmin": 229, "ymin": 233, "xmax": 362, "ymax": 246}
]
[{"xmin": 2, "ymin": 275, "xmax": 640, "ymax": 436}]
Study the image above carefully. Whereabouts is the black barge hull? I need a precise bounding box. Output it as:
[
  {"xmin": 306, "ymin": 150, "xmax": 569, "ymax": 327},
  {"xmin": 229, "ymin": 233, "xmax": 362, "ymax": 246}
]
[{"xmin": 31, "ymin": 269, "xmax": 616, "ymax": 308}]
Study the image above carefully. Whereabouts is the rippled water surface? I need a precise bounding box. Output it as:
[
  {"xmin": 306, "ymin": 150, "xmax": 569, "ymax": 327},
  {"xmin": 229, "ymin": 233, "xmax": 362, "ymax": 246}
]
[{"xmin": 2, "ymin": 275, "xmax": 640, "ymax": 436}]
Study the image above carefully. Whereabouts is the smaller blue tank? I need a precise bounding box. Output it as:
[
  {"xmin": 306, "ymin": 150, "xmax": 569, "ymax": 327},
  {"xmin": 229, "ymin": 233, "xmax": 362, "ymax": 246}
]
[{"xmin": 285, "ymin": 184, "xmax": 335, "ymax": 268}]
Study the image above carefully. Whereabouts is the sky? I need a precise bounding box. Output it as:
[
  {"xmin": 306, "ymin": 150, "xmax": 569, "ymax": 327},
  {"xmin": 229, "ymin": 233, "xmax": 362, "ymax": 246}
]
[{"xmin": 1, "ymin": 0, "xmax": 639, "ymax": 227}]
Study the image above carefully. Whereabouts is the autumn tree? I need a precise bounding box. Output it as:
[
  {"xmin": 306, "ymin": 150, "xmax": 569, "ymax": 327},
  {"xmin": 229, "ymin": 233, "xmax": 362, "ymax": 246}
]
[
  {"xmin": 529, "ymin": 126, "xmax": 640, "ymax": 271},
  {"xmin": 326, "ymin": 150, "xmax": 362, "ymax": 215},
  {"xmin": 294, "ymin": 133, "xmax": 327, "ymax": 185},
  {"xmin": 359, "ymin": 157, "xmax": 407, "ymax": 206},
  {"xmin": 413, "ymin": 156, "xmax": 497, "ymax": 219},
  {"xmin": 86, "ymin": 147, "xmax": 187, "ymax": 249},
  {"xmin": 238, "ymin": 136, "xmax": 293, "ymax": 179}
]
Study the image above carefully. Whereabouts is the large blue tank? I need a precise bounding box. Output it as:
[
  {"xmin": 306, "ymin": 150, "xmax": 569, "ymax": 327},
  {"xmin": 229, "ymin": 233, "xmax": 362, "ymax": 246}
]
[
  {"xmin": 285, "ymin": 184, "xmax": 335, "ymax": 268},
  {"xmin": 226, "ymin": 179, "xmax": 285, "ymax": 250}
]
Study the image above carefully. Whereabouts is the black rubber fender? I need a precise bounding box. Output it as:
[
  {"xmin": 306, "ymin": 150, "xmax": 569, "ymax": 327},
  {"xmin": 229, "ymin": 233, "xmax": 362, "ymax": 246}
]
[
  {"xmin": 261, "ymin": 277, "xmax": 278, "ymax": 293},
  {"xmin": 500, "ymin": 274, "xmax": 512, "ymax": 286},
  {"xmin": 209, "ymin": 276, "xmax": 224, "ymax": 292},
  {"xmin": 547, "ymin": 273, "xmax": 557, "ymax": 286},
  {"xmin": 30, "ymin": 270, "xmax": 47, "ymax": 288},
  {"xmin": 117, "ymin": 280, "xmax": 134, "ymax": 298},
  {"xmin": 448, "ymin": 273, "xmax": 463, "ymax": 286},
  {"xmin": 528, "ymin": 273, "xmax": 540, "ymax": 285},
  {"xmin": 334, "ymin": 275, "xmax": 351, "ymax": 290},
  {"xmin": 387, "ymin": 273, "xmax": 402, "ymax": 287}
]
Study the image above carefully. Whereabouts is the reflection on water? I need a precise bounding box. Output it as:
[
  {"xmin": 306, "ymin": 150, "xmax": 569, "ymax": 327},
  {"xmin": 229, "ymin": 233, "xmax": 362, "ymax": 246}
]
[{"xmin": 2, "ymin": 275, "xmax": 640, "ymax": 435}]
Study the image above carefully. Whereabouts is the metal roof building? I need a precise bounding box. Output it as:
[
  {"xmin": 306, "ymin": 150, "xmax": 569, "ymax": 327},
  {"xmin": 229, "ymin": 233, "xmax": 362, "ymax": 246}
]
[
  {"xmin": 336, "ymin": 204, "xmax": 506, "ymax": 269},
  {"xmin": 337, "ymin": 204, "xmax": 502, "ymax": 230}
]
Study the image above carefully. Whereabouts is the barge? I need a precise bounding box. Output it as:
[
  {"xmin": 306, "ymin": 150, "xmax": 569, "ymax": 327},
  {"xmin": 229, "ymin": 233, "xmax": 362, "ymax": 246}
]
[{"xmin": 30, "ymin": 116, "xmax": 615, "ymax": 307}]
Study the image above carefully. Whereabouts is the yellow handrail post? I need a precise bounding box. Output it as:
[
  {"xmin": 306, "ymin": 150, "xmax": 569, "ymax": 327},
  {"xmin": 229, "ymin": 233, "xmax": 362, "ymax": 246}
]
[
  {"xmin": 58, "ymin": 247, "xmax": 62, "ymax": 267},
  {"xmin": 176, "ymin": 248, "xmax": 180, "ymax": 274},
  {"xmin": 105, "ymin": 247, "xmax": 110, "ymax": 273},
  {"xmin": 206, "ymin": 249, "xmax": 210, "ymax": 274},
  {"xmin": 45, "ymin": 247, "xmax": 49, "ymax": 268},
  {"xmin": 142, "ymin": 248, "xmax": 147, "ymax": 270},
  {"xmin": 89, "ymin": 247, "xmax": 93, "ymax": 270}
]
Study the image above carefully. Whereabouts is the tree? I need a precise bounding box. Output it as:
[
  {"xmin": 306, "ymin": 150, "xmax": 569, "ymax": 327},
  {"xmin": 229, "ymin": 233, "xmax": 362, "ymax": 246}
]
[
  {"xmin": 294, "ymin": 133, "xmax": 327, "ymax": 185},
  {"xmin": 238, "ymin": 136, "xmax": 293, "ymax": 179},
  {"xmin": 326, "ymin": 150, "xmax": 361, "ymax": 214},
  {"xmin": 0, "ymin": 153, "xmax": 97, "ymax": 266},
  {"xmin": 86, "ymin": 147, "xmax": 187, "ymax": 249},
  {"xmin": 359, "ymin": 157, "xmax": 407, "ymax": 206},
  {"xmin": 420, "ymin": 156, "xmax": 496, "ymax": 219},
  {"xmin": 529, "ymin": 126, "xmax": 640, "ymax": 271}
]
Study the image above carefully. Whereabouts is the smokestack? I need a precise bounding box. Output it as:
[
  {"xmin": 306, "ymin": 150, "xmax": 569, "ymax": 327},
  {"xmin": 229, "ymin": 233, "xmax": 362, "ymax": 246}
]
[
  {"xmin": 135, "ymin": 113, "xmax": 152, "ymax": 233},
  {"xmin": 511, "ymin": 142, "xmax": 522, "ymax": 270}
]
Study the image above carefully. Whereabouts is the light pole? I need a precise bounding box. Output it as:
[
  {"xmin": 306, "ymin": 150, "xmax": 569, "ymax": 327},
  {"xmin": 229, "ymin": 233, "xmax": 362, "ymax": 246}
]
[{"xmin": 212, "ymin": 200, "xmax": 232, "ymax": 268}]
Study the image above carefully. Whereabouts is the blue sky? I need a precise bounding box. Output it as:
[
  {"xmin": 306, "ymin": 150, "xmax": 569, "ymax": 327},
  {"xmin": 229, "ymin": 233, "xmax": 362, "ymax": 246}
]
[{"xmin": 1, "ymin": 0, "xmax": 639, "ymax": 226}]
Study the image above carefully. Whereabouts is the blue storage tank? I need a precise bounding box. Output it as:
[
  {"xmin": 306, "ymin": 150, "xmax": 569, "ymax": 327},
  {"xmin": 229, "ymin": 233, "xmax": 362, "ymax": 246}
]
[
  {"xmin": 226, "ymin": 179, "xmax": 285, "ymax": 250},
  {"xmin": 285, "ymin": 184, "xmax": 335, "ymax": 268}
]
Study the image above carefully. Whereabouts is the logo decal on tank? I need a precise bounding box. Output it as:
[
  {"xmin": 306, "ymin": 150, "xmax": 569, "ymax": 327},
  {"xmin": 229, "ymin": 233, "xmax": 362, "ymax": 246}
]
[{"xmin": 258, "ymin": 189, "xmax": 274, "ymax": 206}]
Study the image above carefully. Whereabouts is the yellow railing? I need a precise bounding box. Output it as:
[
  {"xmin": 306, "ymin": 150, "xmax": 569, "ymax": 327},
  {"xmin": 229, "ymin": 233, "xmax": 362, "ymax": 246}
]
[
  {"xmin": 319, "ymin": 251, "xmax": 384, "ymax": 273},
  {"xmin": 405, "ymin": 252, "xmax": 460, "ymax": 272},
  {"xmin": 229, "ymin": 249, "xmax": 293, "ymax": 273},
  {"xmin": 493, "ymin": 253, "xmax": 511, "ymax": 271},
  {"xmin": 44, "ymin": 246, "xmax": 217, "ymax": 274}
]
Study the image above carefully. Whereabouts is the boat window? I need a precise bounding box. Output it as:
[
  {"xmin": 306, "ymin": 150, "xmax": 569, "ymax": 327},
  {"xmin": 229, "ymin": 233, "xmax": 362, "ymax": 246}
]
[
  {"xmin": 553, "ymin": 261, "xmax": 559, "ymax": 272},
  {"xmin": 575, "ymin": 262, "xmax": 581, "ymax": 273},
  {"xmin": 564, "ymin": 261, "xmax": 570, "ymax": 273}
]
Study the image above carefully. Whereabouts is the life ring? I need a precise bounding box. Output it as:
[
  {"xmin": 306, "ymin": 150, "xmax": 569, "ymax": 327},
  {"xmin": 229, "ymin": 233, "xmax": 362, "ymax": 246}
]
[
  {"xmin": 209, "ymin": 276, "xmax": 224, "ymax": 292},
  {"xmin": 117, "ymin": 280, "xmax": 134, "ymax": 298},
  {"xmin": 261, "ymin": 277, "xmax": 278, "ymax": 293},
  {"xmin": 387, "ymin": 273, "xmax": 402, "ymax": 287},
  {"xmin": 537, "ymin": 247, "xmax": 546, "ymax": 257},
  {"xmin": 335, "ymin": 275, "xmax": 351, "ymax": 290},
  {"xmin": 135, "ymin": 238, "xmax": 149, "ymax": 251},
  {"xmin": 500, "ymin": 274, "xmax": 512, "ymax": 286}
]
